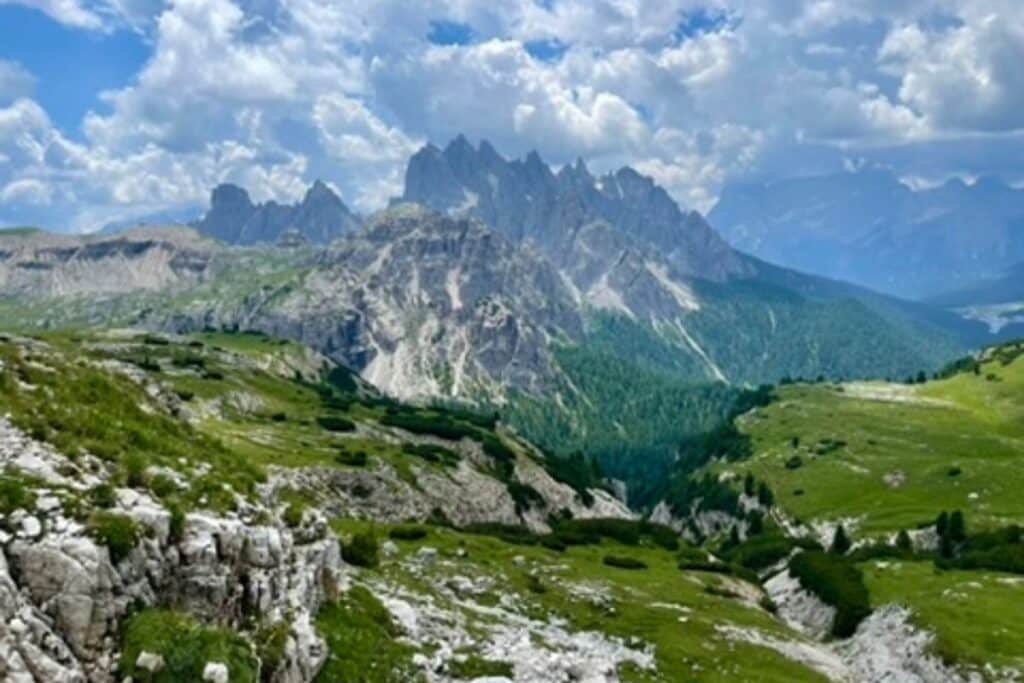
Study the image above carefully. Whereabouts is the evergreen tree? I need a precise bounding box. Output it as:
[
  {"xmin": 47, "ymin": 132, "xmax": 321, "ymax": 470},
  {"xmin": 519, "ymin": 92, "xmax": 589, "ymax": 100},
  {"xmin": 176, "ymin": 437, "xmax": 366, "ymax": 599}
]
[
  {"xmin": 949, "ymin": 510, "xmax": 966, "ymax": 543},
  {"xmin": 727, "ymin": 525, "xmax": 741, "ymax": 548},
  {"xmin": 743, "ymin": 472, "xmax": 756, "ymax": 497},
  {"xmin": 757, "ymin": 481, "xmax": 774, "ymax": 508},
  {"xmin": 747, "ymin": 511, "xmax": 764, "ymax": 536},
  {"xmin": 830, "ymin": 524, "xmax": 851, "ymax": 555},
  {"xmin": 935, "ymin": 511, "xmax": 949, "ymax": 538},
  {"xmin": 895, "ymin": 529, "xmax": 912, "ymax": 553}
]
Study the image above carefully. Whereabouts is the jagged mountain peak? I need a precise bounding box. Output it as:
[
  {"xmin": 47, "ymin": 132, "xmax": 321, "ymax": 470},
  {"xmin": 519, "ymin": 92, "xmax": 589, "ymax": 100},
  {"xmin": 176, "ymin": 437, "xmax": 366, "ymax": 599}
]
[
  {"xmin": 196, "ymin": 179, "xmax": 361, "ymax": 246},
  {"xmin": 402, "ymin": 135, "xmax": 750, "ymax": 283}
]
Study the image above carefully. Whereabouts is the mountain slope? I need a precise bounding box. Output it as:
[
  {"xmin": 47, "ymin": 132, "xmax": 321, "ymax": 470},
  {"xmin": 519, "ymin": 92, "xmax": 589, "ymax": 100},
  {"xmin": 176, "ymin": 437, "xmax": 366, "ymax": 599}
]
[{"xmin": 711, "ymin": 171, "xmax": 1024, "ymax": 300}]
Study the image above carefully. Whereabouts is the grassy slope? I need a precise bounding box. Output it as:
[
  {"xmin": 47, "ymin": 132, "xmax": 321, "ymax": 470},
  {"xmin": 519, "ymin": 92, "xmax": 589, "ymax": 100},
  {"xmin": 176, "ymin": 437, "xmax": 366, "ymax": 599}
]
[
  {"xmin": 724, "ymin": 353, "xmax": 1024, "ymax": 536},
  {"xmin": 716, "ymin": 347, "xmax": 1024, "ymax": 676},
  {"xmin": 333, "ymin": 520, "xmax": 829, "ymax": 683}
]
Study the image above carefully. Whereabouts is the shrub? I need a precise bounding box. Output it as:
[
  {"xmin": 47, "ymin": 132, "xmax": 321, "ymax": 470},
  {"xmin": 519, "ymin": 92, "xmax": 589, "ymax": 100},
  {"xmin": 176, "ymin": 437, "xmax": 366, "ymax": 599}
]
[
  {"xmin": 118, "ymin": 609, "xmax": 259, "ymax": 683},
  {"xmin": 896, "ymin": 529, "xmax": 913, "ymax": 553},
  {"xmin": 0, "ymin": 476, "xmax": 35, "ymax": 515},
  {"xmin": 480, "ymin": 434, "xmax": 516, "ymax": 463},
  {"xmin": 89, "ymin": 512, "xmax": 140, "ymax": 564},
  {"xmin": 282, "ymin": 503, "xmax": 304, "ymax": 528},
  {"xmin": 448, "ymin": 656, "xmax": 514, "ymax": 679},
  {"xmin": 721, "ymin": 534, "xmax": 802, "ymax": 570},
  {"xmin": 507, "ymin": 481, "xmax": 544, "ymax": 514},
  {"xmin": 148, "ymin": 473, "xmax": 178, "ymax": 499},
  {"xmin": 402, "ymin": 442, "xmax": 460, "ymax": 466},
  {"xmin": 168, "ymin": 504, "xmax": 186, "ymax": 544},
  {"xmin": 463, "ymin": 522, "xmax": 541, "ymax": 546},
  {"xmin": 380, "ymin": 412, "xmax": 476, "ymax": 441},
  {"xmin": 336, "ymin": 450, "xmax": 368, "ymax": 467},
  {"xmin": 788, "ymin": 551, "xmax": 871, "ymax": 638},
  {"xmin": 255, "ymin": 621, "xmax": 290, "ymax": 682},
  {"xmin": 317, "ymin": 415, "xmax": 356, "ymax": 433},
  {"xmin": 785, "ymin": 455, "xmax": 803, "ymax": 470},
  {"xmin": 757, "ymin": 482, "xmax": 775, "ymax": 507},
  {"xmin": 175, "ymin": 389, "xmax": 195, "ymax": 402},
  {"xmin": 270, "ymin": 412, "xmax": 287, "ymax": 422},
  {"xmin": 325, "ymin": 366, "xmax": 359, "ymax": 393},
  {"xmin": 947, "ymin": 466, "xmax": 962, "ymax": 477},
  {"xmin": 603, "ymin": 555, "xmax": 648, "ymax": 570},
  {"xmin": 388, "ymin": 525, "xmax": 428, "ymax": 541},
  {"xmin": 89, "ymin": 483, "xmax": 117, "ymax": 509},
  {"xmin": 342, "ymin": 530, "xmax": 380, "ymax": 568}
]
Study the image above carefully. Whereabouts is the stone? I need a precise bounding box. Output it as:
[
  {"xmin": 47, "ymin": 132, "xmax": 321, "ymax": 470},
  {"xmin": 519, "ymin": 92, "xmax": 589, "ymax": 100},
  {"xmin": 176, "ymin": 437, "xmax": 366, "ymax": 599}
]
[
  {"xmin": 202, "ymin": 661, "xmax": 229, "ymax": 683},
  {"xmin": 381, "ymin": 540, "xmax": 399, "ymax": 557},
  {"xmin": 35, "ymin": 495, "xmax": 61, "ymax": 513},
  {"xmin": 19, "ymin": 516, "xmax": 42, "ymax": 539},
  {"xmin": 136, "ymin": 651, "xmax": 165, "ymax": 673},
  {"xmin": 416, "ymin": 547, "xmax": 438, "ymax": 567}
]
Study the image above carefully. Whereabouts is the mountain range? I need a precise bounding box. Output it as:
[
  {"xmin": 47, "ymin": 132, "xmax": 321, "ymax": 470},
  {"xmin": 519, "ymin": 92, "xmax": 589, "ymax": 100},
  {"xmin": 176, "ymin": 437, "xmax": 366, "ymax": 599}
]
[{"xmin": 709, "ymin": 170, "xmax": 1024, "ymax": 301}]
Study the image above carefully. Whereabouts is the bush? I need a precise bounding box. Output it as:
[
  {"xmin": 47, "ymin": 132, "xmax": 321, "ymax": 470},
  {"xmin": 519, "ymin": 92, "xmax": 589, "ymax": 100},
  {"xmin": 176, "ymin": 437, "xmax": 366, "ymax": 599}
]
[
  {"xmin": 388, "ymin": 525, "xmax": 428, "ymax": 541},
  {"xmin": 507, "ymin": 481, "xmax": 544, "ymax": 514},
  {"xmin": 603, "ymin": 555, "xmax": 648, "ymax": 570},
  {"xmin": 317, "ymin": 415, "xmax": 356, "ymax": 433},
  {"xmin": 342, "ymin": 530, "xmax": 380, "ymax": 568},
  {"xmin": 448, "ymin": 656, "xmax": 514, "ymax": 680},
  {"xmin": 89, "ymin": 483, "xmax": 117, "ymax": 509},
  {"xmin": 380, "ymin": 412, "xmax": 477, "ymax": 441},
  {"xmin": 947, "ymin": 466, "xmax": 962, "ymax": 477},
  {"xmin": 118, "ymin": 609, "xmax": 259, "ymax": 683},
  {"xmin": 325, "ymin": 366, "xmax": 359, "ymax": 393},
  {"xmin": 168, "ymin": 504, "xmax": 186, "ymax": 544},
  {"xmin": 336, "ymin": 450, "xmax": 368, "ymax": 467},
  {"xmin": 402, "ymin": 443, "xmax": 460, "ymax": 466},
  {"xmin": 721, "ymin": 534, "xmax": 809, "ymax": 571},
  {"xmin": 463, "ymin": 522, "xmax": 541, "ymax": 546},
  {"xmin": 89, "ymin": 512, "xmax": 140, "ymax": 564},
  {"xmin": 785, "ymin": 455, "xmax": 803, "ymax": 470},
  {"xmin": 788, "ymin": 551, "xmax": 871, "ymax": 638},
  {"xmin": 0, "ymin": 477, "xmax": 36, "ymax": 515},
  {"xmin": 480, "ymin": 434, "xmax": 516, "ymax": 463},
  {"xmin": 282, "ymin": 503, "xmax": 304, "ymax": 528}
]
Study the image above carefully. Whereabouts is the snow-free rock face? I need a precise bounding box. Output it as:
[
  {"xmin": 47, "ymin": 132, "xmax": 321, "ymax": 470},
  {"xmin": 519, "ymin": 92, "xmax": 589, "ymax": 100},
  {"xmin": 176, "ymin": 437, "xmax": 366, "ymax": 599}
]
[
  {"xmin": 170, "ymin": 204, "xmax": 585, "ymax": 400},
  {"xmin": 0, "ymin": 416, "xmax": 343, "ymax": 683},
  {"xmin": 402, "ymin": 136, "xmax": 751, "ymax": 284},
  {"xmin": 195, "ymin": 180, "xmax": 361, "ymax": 246},
  {"xmin": 0, "ymin": 227, "xmax": 216, "ymax": 299}
]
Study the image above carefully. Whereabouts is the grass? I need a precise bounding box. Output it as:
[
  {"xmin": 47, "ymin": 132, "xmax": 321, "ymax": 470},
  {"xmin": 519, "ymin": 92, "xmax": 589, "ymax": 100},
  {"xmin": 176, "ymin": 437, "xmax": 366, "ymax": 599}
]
[
  {"xmin": 332, "ymin": 518, "xmax": 831, "ymax": 683},
  {"xmin": 862, "ymin": 560, "xmax": 1024, "ymax": 674},
  {"xmin": 118, "ymin": 609, "xmax": 260, "ymax": 683},
  {"xmin": 719, "ymin": 351, "xmax": 1024, "ymax": 537},
  {"xmin": 315, "ymin": 586, "xmax": 420, "ymax": 682}
]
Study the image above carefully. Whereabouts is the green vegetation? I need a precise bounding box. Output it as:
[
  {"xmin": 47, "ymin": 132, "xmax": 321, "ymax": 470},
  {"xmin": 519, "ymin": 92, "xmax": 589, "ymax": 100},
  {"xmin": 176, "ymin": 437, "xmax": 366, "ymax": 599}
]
[
  {"xmin": 119, "ymin": 609, "xmax": 259, "ymax": 682},
  {"xmin": 719, "ymin": 346, "xmax": 1024, "ymax": 536},
  {"xmin": 0, "ymin": 474, "xmax": 37, "ymax": 515},
  {"xmin": 388, "ymin": 525, "xmax": 428, "ymax": 541},
  {"xmin": 447, "ymin": 656, "xmax": 513, "ymax": 679},
  {"xmin": 315, "ymin": 586, "xmax": 419, "ymax": 682},
  {"xmin": 342, "ymin": 529, "xmax": 380, "ymax": 568},
  {"xmin": 789, "ymin": 551, "xmax": 871, "ymax": 638},
  {"xmin": 603, "ymin": 554, "xmax": 648, "ymax": 570},
  {"xmin": 88, "ymin": 512, "xmax": 140, "ymax": 564}
]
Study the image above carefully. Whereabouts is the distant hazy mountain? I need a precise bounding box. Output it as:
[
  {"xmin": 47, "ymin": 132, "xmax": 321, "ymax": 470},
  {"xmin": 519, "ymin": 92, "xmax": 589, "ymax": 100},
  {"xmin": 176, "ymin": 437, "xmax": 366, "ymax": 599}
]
[
  {"xmin": 929, "ymin": 262, "xmax": 1024, "ymax": 336},
  {"xmin": 99, "ymin": 207, "xmax": 201, "ymax": 235},
  {"xmin": 194, "ymin": 179, "xmax": 361, "ymax": 245},
  {"xmin": 709, "ymin": 171, "xmax": 1024, "ymax": 300}
]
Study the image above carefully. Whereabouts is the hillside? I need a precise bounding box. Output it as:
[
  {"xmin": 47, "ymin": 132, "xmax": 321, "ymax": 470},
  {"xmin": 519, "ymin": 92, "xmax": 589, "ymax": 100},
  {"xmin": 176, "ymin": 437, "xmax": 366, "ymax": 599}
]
[
  {"xmin": 3, "ymin": 331, "xmax": 1006, "ymax": 682},
  {"xmin": 697, "ymin": 340, "xmax": 1024, "ymax": 678}
]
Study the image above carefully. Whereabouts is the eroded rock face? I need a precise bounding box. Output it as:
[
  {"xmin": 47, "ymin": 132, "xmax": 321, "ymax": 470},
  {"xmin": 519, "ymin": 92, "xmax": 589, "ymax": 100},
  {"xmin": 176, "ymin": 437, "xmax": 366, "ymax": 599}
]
[{"xmin": 0, "ymin": 419, "xmax": 343, "ymax": 683}]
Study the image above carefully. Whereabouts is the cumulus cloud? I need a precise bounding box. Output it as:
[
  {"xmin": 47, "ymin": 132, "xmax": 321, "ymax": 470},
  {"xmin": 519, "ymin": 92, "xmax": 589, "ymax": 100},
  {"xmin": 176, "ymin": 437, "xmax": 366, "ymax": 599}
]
[{"xmin": 2, "ymin": 0, "xmax": 1024, "ymax": 231}]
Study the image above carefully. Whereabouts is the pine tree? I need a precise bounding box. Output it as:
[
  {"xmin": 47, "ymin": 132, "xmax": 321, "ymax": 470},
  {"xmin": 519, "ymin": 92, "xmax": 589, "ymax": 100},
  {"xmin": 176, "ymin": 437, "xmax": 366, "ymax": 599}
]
[
  {"xmin": 743, "ymin": 472, "xmax": 756, "ymax": 497},
  {"xmin": 830, "ymin": 524, "xmax": 851, "ymax": 555},
  {"xmin": 935, "ymin": 511, "xmax": 949, "ymax": 539},
  {"xmin": 757, "ymin": 482, "xmax": 774, "ymax": 508},
  {"xmin": 949, "ymin": 510, "xmax": 966, "ymax": 543},
  {"xmin": 748, "ymin": 511, "xmax": 764, "ymax": 536},
  {"xmin": 728, "ymin": 525, "xmax": 741, "ymax": 548},
  {"xmin": 895, "ymin": 529, "xmax": 912, "ymax": 553}
]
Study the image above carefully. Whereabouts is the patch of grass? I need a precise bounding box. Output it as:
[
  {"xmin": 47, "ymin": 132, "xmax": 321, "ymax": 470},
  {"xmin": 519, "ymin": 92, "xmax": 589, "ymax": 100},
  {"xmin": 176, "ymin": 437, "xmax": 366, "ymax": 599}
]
[
  {"xmin": 118, "ymin": 609, "xmax": 259, "ymax": 683},
  {"xmin": 0, "ymin": 474, "xmax": 37, "ymax": 514},
  {"xmin": 88, "ymin": 511, "xmax": 139, "ymax": 564},
  {"xmin": 315, "ymin": 586, "xmax": 418, "ymax": 682},
  {"xmin": 448, "ymin": 655, "xmax": 513, "ymax": 679}
]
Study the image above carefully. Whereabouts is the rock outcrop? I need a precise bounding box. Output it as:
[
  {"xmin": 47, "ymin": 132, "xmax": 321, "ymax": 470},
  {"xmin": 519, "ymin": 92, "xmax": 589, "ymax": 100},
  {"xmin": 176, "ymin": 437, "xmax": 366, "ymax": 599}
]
[{"xmin": 194, "ymin": 180, "xmax": 361, "ymax": 246}]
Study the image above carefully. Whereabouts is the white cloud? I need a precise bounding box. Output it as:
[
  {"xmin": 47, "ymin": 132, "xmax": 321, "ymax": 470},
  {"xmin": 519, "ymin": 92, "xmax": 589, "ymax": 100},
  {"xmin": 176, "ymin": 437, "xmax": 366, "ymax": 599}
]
[
  {"xmin": 1, "ymin": 0, "xmax": 105, "ymax": 29},
  {"xmin": 3, "ymin": 0, "xmax": 1024, "ymax": 230}
]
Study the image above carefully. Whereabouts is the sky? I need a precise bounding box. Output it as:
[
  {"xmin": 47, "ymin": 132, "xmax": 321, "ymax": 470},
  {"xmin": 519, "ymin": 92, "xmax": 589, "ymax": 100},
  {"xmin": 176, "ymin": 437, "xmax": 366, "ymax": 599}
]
[{"xmin": 0, "ymin": 0, "xmax": 1022, "ymax": 232}]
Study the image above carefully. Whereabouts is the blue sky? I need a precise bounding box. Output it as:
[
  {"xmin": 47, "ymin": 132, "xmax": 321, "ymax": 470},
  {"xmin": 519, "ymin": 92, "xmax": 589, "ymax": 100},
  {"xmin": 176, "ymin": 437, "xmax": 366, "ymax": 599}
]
[{"xmin": 0, "ymin": 0, "xmax": 1022, "ymax": 232}]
